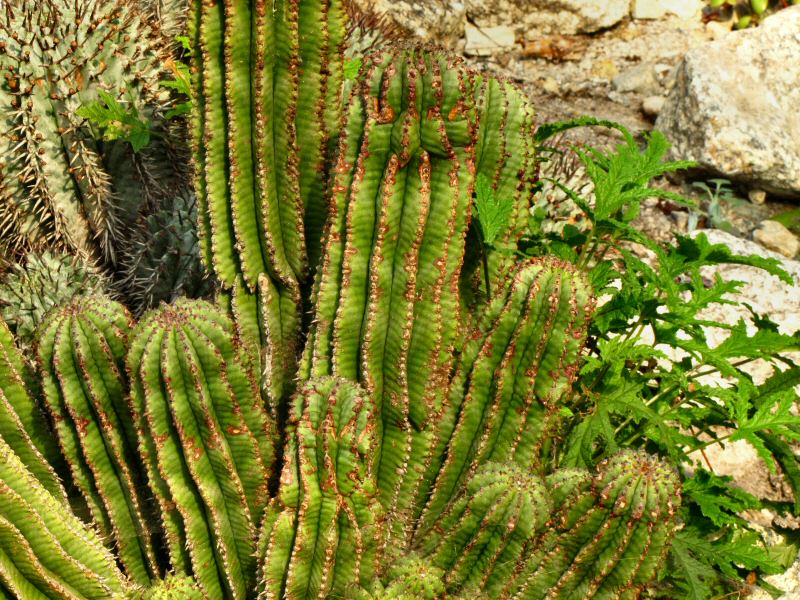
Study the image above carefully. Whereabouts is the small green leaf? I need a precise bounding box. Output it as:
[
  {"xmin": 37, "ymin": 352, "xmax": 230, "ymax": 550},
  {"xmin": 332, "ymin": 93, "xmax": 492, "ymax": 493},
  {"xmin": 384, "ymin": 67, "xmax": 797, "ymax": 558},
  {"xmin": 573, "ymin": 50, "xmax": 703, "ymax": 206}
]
[
  {"xmin": 344, "ymin": 57, "xmax": 362, "ymax": 81},
  {"xmin": 473, "ymin": 173, "xmax": 513, "ymax": 246}
]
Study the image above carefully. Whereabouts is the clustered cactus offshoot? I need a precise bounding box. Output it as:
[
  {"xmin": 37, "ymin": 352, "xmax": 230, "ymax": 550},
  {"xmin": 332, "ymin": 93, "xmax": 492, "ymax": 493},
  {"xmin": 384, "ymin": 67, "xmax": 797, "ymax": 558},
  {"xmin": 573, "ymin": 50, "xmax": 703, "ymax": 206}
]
[{"xmin": 0, "ymin": 1, "xmax": 688, "ymax": 599}]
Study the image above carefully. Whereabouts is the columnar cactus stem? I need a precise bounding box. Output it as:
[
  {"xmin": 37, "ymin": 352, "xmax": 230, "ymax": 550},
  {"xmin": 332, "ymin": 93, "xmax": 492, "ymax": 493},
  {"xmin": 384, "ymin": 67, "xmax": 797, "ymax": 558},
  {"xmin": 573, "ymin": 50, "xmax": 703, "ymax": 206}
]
[
  {"xmin": 0, "ymin": 434, "xmax": 127, "ymax": 599},
  {"xmin": 128, "ymin": 300, "xmax": 277, "ymax": 599},
  {"xmin": 0, "ymin": 319, "xmax": 64, "ymax": 502},
  {"xmin": 257, "ymin": 377, "xmax": 382, "ymax": 599},
  {"xmin": 506, "ymin": 450, "xmax": 681, "ymax": 599},
  {"xmin": 36, "ymin": 298, "xmax": 157, "ymax": 585},
  {"xmin": 414, "ymin": 258, "xmax": 593, "ymax": 538},
  {"xmin": 300, "ymin": 47, "xmax": 537, "ymax": 546},
  {"xmin": 189, "ymin": 0, "xmax": 348, "ymax": 410}
]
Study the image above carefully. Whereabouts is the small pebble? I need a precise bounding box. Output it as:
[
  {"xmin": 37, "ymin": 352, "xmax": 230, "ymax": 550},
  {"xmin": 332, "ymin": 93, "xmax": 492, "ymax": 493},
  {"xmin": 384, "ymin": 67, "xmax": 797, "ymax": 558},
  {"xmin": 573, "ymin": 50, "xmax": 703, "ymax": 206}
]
[
  {"xmin": 642, "ymin": 95, "xmax": 665, "ymax": 118},
  {"xmin": 748, "ymin": 189, "xmax": 767, "ymax": 205},
  {"xmin": 753, "ymin": 220, "xmax": 800, "ymax": 258}
]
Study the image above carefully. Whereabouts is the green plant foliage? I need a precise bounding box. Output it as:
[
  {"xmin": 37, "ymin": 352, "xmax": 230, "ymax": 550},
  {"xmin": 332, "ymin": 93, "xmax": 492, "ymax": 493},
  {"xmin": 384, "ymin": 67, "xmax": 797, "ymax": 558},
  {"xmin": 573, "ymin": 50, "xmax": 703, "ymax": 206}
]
[
  {"xmin": 705, "ymin": 0, "xmax": 799, "ymax": 27},
  {"xmin": 0, "ymin": 0, "xmax": 176, "ymax": 263},
  {"xmin": 0, "ymin": 252, "xmax": 110, "ymax": 353},
  {"xmin": 528, "ymin": 120, "xmax": 800, "ymax": 597}
]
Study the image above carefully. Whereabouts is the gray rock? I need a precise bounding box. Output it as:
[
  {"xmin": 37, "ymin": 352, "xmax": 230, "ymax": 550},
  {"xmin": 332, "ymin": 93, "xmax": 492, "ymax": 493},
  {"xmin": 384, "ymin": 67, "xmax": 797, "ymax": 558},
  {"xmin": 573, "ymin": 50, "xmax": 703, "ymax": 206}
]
[
  {"xmin": 351, "ymin": 0, "xmax": 466, "ymax": 42},
  {"xmin": 632, "ymin": 0, "xmax": 666, "ymax": 20},
  {"xmin": 656, "ymin": 7, "xmax": 800, "ymax": 197},
  {"xmin": 753, "ymin": 220, "xmax": 800, "ymax": 258},
  {"xmin": 613, "ymin": 62, "xmax": 663, "ymax": 95},
  {"xmin": 466, "ymin": 0, "xmax": 628, "ymax": 35},
  {"xmin": 464, "ymin": 24, "xmax": 516, "ymax": 56}
]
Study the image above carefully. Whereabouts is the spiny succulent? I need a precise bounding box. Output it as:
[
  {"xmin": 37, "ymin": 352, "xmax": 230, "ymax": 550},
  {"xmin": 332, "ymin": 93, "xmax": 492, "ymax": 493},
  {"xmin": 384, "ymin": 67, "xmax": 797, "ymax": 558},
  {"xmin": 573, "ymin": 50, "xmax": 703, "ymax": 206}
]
[
  {"xmin": 118, "ymin": 189, "xmax": 214, "ymax": 315},
  {"xmin": 257, "ymin": 377, "xmax": 382, "ymax": 599},
  {"xmin": 0, "ymin": 251, "xmax": 109, "ymax": 351},
  {"xmin": 0, "ymin": 0, "xmax": 687, "ymax": 598},
  {"xmin": 0, "ymin": 0, "xmax": 175, "ymax": 264}
]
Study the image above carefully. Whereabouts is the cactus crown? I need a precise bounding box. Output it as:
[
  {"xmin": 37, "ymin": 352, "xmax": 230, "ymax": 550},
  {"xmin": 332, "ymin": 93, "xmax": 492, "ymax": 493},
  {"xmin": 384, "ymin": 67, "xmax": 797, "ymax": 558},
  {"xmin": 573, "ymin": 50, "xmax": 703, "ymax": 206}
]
[{"xmin": 0, "ymin": 1, "xmax": 687, "ymax": 600}]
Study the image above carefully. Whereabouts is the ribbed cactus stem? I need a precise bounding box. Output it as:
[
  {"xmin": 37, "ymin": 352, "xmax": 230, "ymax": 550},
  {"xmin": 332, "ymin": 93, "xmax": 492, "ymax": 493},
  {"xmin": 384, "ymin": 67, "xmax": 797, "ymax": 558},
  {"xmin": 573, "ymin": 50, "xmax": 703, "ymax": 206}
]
[
  {"xmin": 0, "ymin": 434, "xmax": 127, "ymax": 599},
  {"xmin": 189, "ymin": 0, "xmax": 348, "ymax": 413},
  {"xmin": 300, "ymin": 47, "xmax": 536, "ymax": 546},
  {"xmin": 415, "ymin": 258, "xmax": 593, "ymax": 537},
  {"xmin": 418, "ymin": 462, "xmax": 552, "ymax": 596},
  {"xmin": 128, "ymin": 300, "xmax": 277, "ymax": 599},
  {"xmin": 137, "ymin": 575, "xmax": 204, "ymax": 600},
  {"xmin": 350, "ymin": 557, "xmax": 447, "ymax": 600},
  {"xmin": 0, "ymin": 319, "xmax": 64, "ymax": 501},
  {"xmin": 36, "ymin": 297, "xmax": 157, "ymax": 585},
  {"xmin": 257, "ymin": 377, "xmax": 381, "ymax": 599},
  {"xmin": 507, "ymin": 450, "xmax": 681, "ymax": 599}
]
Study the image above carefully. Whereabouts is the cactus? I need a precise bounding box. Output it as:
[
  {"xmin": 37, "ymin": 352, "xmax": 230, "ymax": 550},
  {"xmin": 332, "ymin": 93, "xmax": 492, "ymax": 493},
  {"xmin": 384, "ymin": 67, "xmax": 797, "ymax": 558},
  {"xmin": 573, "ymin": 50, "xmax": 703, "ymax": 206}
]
[
  {"xmin": 0, "ymin": 433, "xmax": 127, "ymax": 599},
  {"xmin": 137, "ymin": 574, "xmax": 204, "ymax": 600},
  {"xmin": 300, "ymin": 47, "xmax": 537, "ymax": 544},
  {"xmin": 127, "ymin": 299, "xmax": 277, "ymax": 598},
  {"xmin": 0, "ymin": 0, "xmax": 176, "ymax": 264},
  {"xmin": 505, "ymin": 450, "xmax": 681, "ymax": 599},
  {"xmin": 0, "ymin": 319, "xmax": 64, "ymax": 501},
  {"xmin": 257, "ymin": 377, "xmax": 382, "ymax": 599},
  {"xmin": 414, "ymin": 258, "xmax": 593, "ymax": 537},
  {"xmin": 0, "ymin": 252, "xmax": 110, "ymax": 353},
  {"xmin": 37, "ymin": 298, "xmax": 157, "ymax": 585},
  {"xmin": 417, "ymin": 462, "xmax": 552, "ymax": 596},
  {"xmin": 118, "ymin": 190, "xmax": 214, "ymax": 314}
]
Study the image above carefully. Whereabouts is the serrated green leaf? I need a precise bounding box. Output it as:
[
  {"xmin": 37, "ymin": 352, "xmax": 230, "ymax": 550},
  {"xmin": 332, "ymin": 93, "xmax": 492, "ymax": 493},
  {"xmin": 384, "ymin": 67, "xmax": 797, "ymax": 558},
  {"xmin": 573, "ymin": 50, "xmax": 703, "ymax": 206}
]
[{"xmin": 474, "ymin": 173, "xmax": 514, "ymax": 246}]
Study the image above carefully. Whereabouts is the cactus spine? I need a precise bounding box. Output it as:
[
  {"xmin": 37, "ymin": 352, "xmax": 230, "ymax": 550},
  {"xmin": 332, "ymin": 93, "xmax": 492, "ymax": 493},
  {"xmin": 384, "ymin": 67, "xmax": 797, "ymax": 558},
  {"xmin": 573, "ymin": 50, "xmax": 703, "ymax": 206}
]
[
  {"xmin": 37, "ymin": 298, "xmax": 157, "ymax": 585},
  {"xmin": 257, "ymin": 377, "xmax": 381, "ymax": 599},
  {"xmin": 127, "ymin": 300, "xmax": 277, "ymax": 598}
]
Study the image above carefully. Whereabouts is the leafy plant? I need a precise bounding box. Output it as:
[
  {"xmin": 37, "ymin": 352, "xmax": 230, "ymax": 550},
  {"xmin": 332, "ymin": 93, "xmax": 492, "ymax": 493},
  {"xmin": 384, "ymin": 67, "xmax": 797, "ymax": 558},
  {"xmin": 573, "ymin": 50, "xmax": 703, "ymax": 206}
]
[
  {"xmin": 526, "ymin": 119, "xmax": 800, "ymax": 598},
  {"xmin": 705, "ymin": 0, "xmax": 800, "ymax": 28}
]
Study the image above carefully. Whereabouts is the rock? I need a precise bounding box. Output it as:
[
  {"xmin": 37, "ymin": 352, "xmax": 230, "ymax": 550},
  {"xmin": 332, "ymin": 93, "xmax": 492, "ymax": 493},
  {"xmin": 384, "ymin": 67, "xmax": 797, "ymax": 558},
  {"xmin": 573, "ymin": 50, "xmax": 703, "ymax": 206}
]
[
  {"xmin": 351, "ymin": 0, "xmax": 466, "ymax": 42},
  {"xmin": 661, "ymin": 0, "xmax": 704, "ymax": 18},
  {"xmin": 753, "ymin": 220, "xmax": 800, "ymax": 258},
  {"xmin": 705, "ymin": 19, "xmax": 733, "ymax": 40},
  {"xmin": 748, "ymin": 189, "xmax": 767, "ymax": 205},
  {"xmin": 632, "ymin": 0, "xmax": 703, "ymax": 19},
  {"xmin": 642, "ymin": 95, "xmax": 666, "ymax": 117},
  {"xmin": 541, "ymin": 76, "xmax": 560, "ymax": 95},
  {"xmin": 464, "ymin": 24, "xmax": 516, "ymax": 56},
  {"xmin": 467, "ymin": 0, "xmax": 628, "ymax": 35},
  {"xmin": 591, "ymin": 58, "xmax": 619, "ymax": 79},
  {"xmin": 632, "ymin": 0, "xmax": 666, "ymax": 19},
  {"xmin": 656, "ymin": 6, "xmax": 800, "ymax": 197},
  {"xmin": 612, "ymin": 62, "xmax": 664, "ymax": 95}
]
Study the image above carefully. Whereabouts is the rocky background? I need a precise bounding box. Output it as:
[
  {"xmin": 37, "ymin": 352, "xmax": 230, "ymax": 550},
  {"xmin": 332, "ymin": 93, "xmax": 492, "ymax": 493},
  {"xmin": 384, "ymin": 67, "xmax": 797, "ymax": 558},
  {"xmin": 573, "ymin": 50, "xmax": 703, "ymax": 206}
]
[{"xmin": 357, "ymin": 0, "xmax": 800, "ymax": 595}]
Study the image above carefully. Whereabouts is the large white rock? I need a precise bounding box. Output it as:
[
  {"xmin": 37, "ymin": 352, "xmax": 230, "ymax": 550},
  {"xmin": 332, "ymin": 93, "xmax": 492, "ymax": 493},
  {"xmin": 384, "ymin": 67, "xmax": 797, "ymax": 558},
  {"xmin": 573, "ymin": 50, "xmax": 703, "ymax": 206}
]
[
  {"xmin": 656, "ymin": 7, "xmax": 800, "ymax": 197},
  {"xmin": 466, "ymin": 0, "xmax": 629, "ymax": 35},
  {"xmin": 351, "ymin": 0, "xmax": 466, "ymax": 42}
]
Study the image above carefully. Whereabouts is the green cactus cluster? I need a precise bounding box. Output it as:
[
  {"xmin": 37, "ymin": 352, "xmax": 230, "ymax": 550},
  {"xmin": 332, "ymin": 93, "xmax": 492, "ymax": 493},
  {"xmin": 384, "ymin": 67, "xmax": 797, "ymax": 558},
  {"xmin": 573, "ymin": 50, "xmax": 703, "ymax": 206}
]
[{"xmin": 0, "ymin": 1, "xmax": 687, "ymax": 599}]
